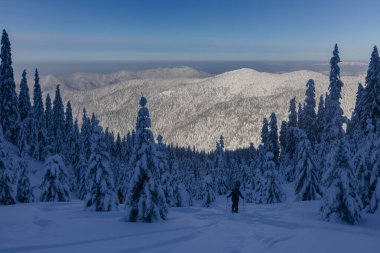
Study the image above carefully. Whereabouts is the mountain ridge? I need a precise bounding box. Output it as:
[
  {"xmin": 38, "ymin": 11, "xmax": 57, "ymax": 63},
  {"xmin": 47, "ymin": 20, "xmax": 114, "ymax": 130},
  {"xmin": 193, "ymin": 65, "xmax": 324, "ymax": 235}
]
[{"xmin": 40, "ymin": 67, "xmax": 364, "ymax": 150}]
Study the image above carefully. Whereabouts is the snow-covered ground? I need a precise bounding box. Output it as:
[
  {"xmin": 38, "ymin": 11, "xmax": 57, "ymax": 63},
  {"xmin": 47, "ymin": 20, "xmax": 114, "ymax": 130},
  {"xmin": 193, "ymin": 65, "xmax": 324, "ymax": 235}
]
[{"xmin": 1, "ymin": 190, "xmax": 379, "ymax": 253}]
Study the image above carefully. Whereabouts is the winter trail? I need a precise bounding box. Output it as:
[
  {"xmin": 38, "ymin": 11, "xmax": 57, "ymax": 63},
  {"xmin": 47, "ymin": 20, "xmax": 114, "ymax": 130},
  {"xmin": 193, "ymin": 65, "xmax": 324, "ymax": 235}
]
[{"xmin": 0, "ymin": 197, "xmax": 379, "ymax": 253}]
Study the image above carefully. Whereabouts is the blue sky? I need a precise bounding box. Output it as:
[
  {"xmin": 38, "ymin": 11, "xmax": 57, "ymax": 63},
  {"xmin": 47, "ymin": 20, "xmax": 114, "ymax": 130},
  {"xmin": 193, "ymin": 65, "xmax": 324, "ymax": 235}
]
[{"xmin": 1, "ymin": 0, "xmax": 379, "ymax": 61}]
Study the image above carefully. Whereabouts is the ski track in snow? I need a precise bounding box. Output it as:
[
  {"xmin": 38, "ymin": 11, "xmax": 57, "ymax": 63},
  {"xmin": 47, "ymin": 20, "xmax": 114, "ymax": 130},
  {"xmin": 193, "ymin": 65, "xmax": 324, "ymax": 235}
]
[{"xmin": 1, "ymin": 196, "xmax": 379, "ymax": 253}]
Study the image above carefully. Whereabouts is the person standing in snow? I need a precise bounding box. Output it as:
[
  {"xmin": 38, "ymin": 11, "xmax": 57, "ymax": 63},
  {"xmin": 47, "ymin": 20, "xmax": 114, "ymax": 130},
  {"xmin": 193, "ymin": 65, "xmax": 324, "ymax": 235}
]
[{"xmin": 227, "ymin": 181, "xmax": 244, "ymax": 213}]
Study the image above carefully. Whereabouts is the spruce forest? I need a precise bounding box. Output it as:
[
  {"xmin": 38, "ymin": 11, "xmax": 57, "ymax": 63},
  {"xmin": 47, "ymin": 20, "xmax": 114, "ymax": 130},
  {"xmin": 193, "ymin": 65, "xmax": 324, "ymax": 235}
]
[{"xmin": 1, "ymin": 29, "xmax": 379, "ymax": 225}]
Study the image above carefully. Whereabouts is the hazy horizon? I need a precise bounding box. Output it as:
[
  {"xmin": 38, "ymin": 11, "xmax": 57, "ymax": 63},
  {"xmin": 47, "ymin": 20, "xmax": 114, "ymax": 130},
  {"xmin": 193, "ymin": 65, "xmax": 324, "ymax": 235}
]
[{"xmin": 13, "ymin": 60, "xmax": 368, "ymax": 77}]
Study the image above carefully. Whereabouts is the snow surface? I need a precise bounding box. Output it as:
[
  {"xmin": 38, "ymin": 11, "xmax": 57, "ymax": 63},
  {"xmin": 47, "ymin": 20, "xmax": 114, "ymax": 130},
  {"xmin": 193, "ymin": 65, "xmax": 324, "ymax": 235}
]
[{"xmin": 1, "ymin": 185, "xmax": 379, "ymax": 253}]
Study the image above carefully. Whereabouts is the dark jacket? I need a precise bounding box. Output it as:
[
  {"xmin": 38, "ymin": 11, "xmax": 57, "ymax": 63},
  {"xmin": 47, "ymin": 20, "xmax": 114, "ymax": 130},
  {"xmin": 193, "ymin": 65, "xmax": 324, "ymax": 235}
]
[{"xmin": 227, "ymin": 187, "xmax": 244, "ymax": 202}]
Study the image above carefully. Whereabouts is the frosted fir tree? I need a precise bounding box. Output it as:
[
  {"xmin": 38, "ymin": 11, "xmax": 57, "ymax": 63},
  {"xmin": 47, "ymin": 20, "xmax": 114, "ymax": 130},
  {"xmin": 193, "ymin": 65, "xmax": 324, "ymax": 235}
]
[
  {"xmin": 45, "ymin": 94, "xmax": 53, "ymax": 137},
  {"xmin": 282, "ymin": 98, "xmax": 299, "ymax": 182},
  {"xmin": 315, "ymin": 94, "xmax": 325, "ymax": 144},
  {"xmin": 321, "ymin": 45, "xmax": 345, "ymax": 181},
  {"xmin": 288, "ymin": 97, "xmax": 298, "ymax": 128},
  {"xmin": 303, "ymin": 79, "xmax": 317, "ymax": 145},
  {"xmin": 80, "ymin": 109, "xmax": 92, "ymax": 160},
  {"xmin": 355, "ymin": 120, "xmax": 379, "ymax": 213},
  {"xmin": 40, "ymin": 154, "xmax": 71, "ymax": 202},
  {"xmin": 114, "ymin": 161, "xmax": 128, "ymax": 203},
  {"xmin": 269, "ymin": 112, "xmax": 280, "ymax": 164},
  {"xmin": 328, "ymin": 44, "xmax": 343, "ymax": 101},
  {"xmin": 321, "ymin": 139, "xmax": 362, "ymax": 224},
  {"xmin": 294, "ymin": 131, "xmax": 322, "ymax": 201},
  {"xmin": 358, "ymin": 46, "xmax": 380, "ymax": 131},
  {"xmin": 16, "ymin": 160, "xmax": 34, "ymax": 203},
  {"xmin": 0, "ymin": 147, "xmax": 15, "ymax": 205},
  {"xmin": 253, "ymin": 169, "xmax": 265, "ymax": 204},
  {"xmin": 214, "ymin": 136, "xmax": 227, "ymax": 195},
  {"xmin": 253, "ymin": 146, "xmax": 267, "ymax": 204},
  {"xmin": 261, "ymin": 117, "xmax": 270, "ymax": 148},
  {"xmin": 262, "ymin": 152, "xmax": 285, "ymax": 204},
  {"xmin": 157, "ymin": 135, "xmax": 176, "ymax": 207},
  {"xmin": 126, "ymin": 97, "xmax": 168, "ymax": 222},
  {"xmin": 17, "ymin": 121, "xmax": 29, "ymax": 157},
  {"xmin": 245, "ymin": 143, "xmax": 256, "ymax": 203},
  {"xmin": 347, "ymin": 84, "xmax": 364, "ymax": 140},
  {"xmin": 30, "ymin": 69, "xmax": 47, "ymax": 160},
  {"xmin": 17, "ymin": 70, "xmax": 33, "ymax": 156},
  {"xmin": 169, "ymin": 151, "xmax": 188, "ymax": 207},
  {"xmin": 202, "ymin": 175, "xmax": 216, "ymax": 208},
  {"xmin": 65, "ymin": 101, "xmax": 73, "ymax": 134},
  {"xmin": 85, "ymin": 123, "xmax": 118, "ymax": 212},
  {"xmin": 297, "ymin": 103, "xmax": 305, "ymax": 130},
  {"xmin": 245, "ymin": 181, "xmax": 255, "ymax": 204},
  {"xmin": 52, "ymin": 85, "xmax": 65, "ymax": 154},
  {"xmin": 64, "ymin": 119, "xmax": 80, "ymax": 167},
  {"xmin": 161, "ymin": 163, "xmax": 176, "ymax": 207},
  {"xmin": 18, "ymin": 70, "xmax": 31, "ymax": 121},
  {"xmin": 279, "ymin": 121, "xmax": 288, "ymax": 155},
  {"xmin": 0, "ymin": 29, "xmax": 20, "ymax": 144},
  {"xmin": 76, "ymin": 153, "xmax": 88, "ymax": 200}
]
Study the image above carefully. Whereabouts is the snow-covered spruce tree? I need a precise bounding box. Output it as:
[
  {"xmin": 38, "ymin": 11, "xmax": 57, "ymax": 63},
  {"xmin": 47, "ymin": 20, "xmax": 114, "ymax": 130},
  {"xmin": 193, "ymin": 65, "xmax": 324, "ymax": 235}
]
[
  {"xmin": 261, "ymin": 117, "xmax": 270, "ymax": 148},
  {"xmin": 315, "ymin": 94, "xmax": 325, "ymax": 144},
  {"xmin": 347, "ymin": 83, "xmax": 364, "ymax": 140},
  {"xmin": 354, "ymin": 120, "xmax": 379, "ymax": 213},
  {"xmin": 64, "ymin": 118, "xmax": 80, "ymax": 168},
  {"xmin": 16, "ymin": 160, "xmax": 34, "ymax": 203},
  {"xmin": 294, "ymin": 130, "xmax": 322, "ymax": 201},
  {"xmin": 30, "ymin": 69, "xmax": 47, "ymax": 160},
  {"xmin": 279, "ymin": 121, "xmax": 288, "ymax": 156},
  {"xmin": 52, "ymin": 85, "xmax": 65, "ymax": 154},
  {"xmin": 168, "ymin": 149, "xmax": 188, "ymax": 207},
  {"xmin": 253, "ymin": 168, "xmax": 265, "ymax": 204},
  {"xmin": 18, "ymin": 70, "xmax": 31, "ymax": 121},
  {"xmin": 0, "ymin": 147, "xmax": 15, "ymax": 205},
  {"xmin": 85, "ymin": 122, "xmax": 118, "ymax": 212},
  {"xmin": 214, "ymin": 136, "xmax": 227, "ymax": 195},
  {"xmin": 359, "ymin": 46, "xmax": 380, "ymax": 132},
  {"xmin": 0, "ymin": 29, "xmax": 20, "ymax": 144},
  {"xmin": 202, "ymin": 174, "xmax": 216, "ymax": 208},
  {"xmin": 114, "ymin": 161, "xmax": 128, "ymax": 202},
  {"xmin": 45, "ymin": 94, "xmax": 53, "ymax": 137},
  {"xmin": 80, "ymin": 108, "xmax": 92, "ymax": 160},
  {"xmin": 321, "ymin": 44, "xmax": 345, "ymax": 184},
  {"xmin": 269, "ymin": 112, "xmax": 280, "ymax": 164},
  {"xmin": 288, "ymin": 97, "xmax": 298, "ymax": 128},
  {"xmin": 157, "ymin": 135, "xmax": 177, "ymax": 207},
  {"xmin": 65, "ymin": 101, "xmax": 73, "ymax": 135},
  {"xmin": 126, "ymin": 97, "xmax": 168, "ymax": 222},
  {"xmin": 17, "ymin": 70, "xmax": 32, "ymax": 156},
  {"xmin": 76, "ymin": 152, "xmax": 88, "ymax": 200},
  {"xmin": 297, "ymin": 103, "xmax": 305, "ymax": 130},
  {"xmin": 303, "ymin": 79, "xmax": 317, "ymax": 145},
  {"xmin": 17, "ymin": 121, "xmax": 29, "ymax": 157},
  {"xmin": 282, "ymin": 98, "xmax": 299, "ymax": 182},
  {"xmin": 321, "ymin": 139, "xmax": 362, "ymax": 224},
  {"xmin": 245, "ymin": 143, "xmax": 256, "ymax": 203},
  {"xmin": 40, "ymin": 154, "xmax": 71, "ymax": 202},
  {"xmin": 262, "ymin": 152, "xmax": 285, "ymax": 204}
]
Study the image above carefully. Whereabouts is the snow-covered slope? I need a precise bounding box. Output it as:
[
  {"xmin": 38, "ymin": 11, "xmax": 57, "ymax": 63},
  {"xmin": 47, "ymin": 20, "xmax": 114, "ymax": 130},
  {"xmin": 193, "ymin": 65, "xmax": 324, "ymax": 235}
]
[
  {"xmin": 0, "ymin": 192, "xmax": 379, "ymax": 253},
  {"xmin": 40, "ymin": 66, "xmax": 210, "ymax": 91},
  {"xmin": 41, "ymin": 68, "xmax": 364, "ymax": 150}
]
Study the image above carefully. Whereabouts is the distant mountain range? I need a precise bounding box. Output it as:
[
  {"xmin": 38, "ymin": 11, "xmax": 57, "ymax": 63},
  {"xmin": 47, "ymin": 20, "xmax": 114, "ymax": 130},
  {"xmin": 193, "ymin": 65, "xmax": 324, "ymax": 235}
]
[{"xmin": 40, "ymin": 67, "xmax": 364, "ymax": 150}]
